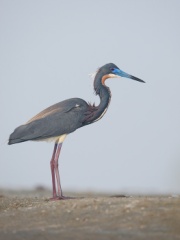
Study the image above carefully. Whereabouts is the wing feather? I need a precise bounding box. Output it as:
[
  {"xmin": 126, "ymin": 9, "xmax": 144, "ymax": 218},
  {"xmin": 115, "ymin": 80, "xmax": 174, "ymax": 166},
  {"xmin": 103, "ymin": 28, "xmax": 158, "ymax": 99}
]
[{"xmin": 9, "ymin": 98, "xmax": 89, "ymax": 144}]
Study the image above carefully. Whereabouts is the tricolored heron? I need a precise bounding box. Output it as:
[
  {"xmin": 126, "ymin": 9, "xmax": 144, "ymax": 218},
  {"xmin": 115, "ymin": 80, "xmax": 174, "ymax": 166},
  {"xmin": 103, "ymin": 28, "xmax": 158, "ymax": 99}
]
[{"xmin": 8, "ymin": 63, "xmax": 145, "ymax": 200}]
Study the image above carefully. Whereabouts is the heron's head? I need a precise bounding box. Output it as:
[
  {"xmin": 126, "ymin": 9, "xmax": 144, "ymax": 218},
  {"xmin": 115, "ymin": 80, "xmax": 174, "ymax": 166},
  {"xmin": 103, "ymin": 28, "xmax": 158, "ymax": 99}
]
[
  {"xmin": 93, "ymin": 63, "xmax": 145, "ymax": 95},
  {"xmin": 99, "ymin": 63, "xmax": 145, "ymax": 84}
]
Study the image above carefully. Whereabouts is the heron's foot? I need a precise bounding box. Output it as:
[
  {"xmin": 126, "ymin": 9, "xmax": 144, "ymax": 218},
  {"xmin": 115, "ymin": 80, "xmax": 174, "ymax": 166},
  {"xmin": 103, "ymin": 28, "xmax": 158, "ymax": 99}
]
[
  {"xmin": 59, "ymin": 195, "xmax": 76, "ymax": 200},
  {"xmin": 49, "ymin": 195, "xmax": 75, "ymax": 201}
]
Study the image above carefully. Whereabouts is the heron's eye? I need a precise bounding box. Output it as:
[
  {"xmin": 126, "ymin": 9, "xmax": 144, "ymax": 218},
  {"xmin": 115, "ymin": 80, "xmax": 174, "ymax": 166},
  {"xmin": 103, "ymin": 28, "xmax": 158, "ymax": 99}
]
[{"xmin": 110, "ymin": 68, "xmax": 115, "ymax": 72}]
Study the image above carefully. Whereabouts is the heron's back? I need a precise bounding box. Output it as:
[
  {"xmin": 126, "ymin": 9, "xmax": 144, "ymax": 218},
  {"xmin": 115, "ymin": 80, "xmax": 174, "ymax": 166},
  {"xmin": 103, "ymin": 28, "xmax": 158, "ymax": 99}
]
[{"xmin": 8, "ymin": 98, "xmax": 89, "ymax": 144}]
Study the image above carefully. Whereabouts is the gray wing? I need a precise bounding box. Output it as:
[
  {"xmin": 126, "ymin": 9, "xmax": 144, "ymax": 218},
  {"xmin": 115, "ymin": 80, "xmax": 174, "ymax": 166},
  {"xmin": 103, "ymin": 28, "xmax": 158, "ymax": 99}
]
[{"xmin": 8, "ymin": 98, "xmax": 89, "ymax": 144}]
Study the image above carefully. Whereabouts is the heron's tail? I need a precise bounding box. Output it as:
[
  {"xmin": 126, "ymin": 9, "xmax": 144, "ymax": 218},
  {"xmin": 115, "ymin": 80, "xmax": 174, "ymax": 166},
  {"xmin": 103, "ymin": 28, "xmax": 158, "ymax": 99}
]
[
  {"xmin": 8, "ymin": 125, "xmax": 30, "ymax": 145},
  {"xmin": 8, "ymin": 138, "xmax": 26, "ymax": 145}
]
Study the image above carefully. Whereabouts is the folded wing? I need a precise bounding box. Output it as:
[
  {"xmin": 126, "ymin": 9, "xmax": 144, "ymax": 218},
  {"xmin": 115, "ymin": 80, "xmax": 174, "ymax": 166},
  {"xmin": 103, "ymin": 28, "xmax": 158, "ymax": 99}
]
[{"xmin": 8, "ymin": 98, "xmax": 89, "ymax": 144}]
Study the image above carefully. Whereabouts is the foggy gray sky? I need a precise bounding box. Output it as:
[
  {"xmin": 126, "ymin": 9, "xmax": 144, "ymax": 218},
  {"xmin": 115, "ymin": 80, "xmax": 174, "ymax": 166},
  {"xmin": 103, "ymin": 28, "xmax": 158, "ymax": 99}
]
[{"xmin": 1, "ymin": 0, "xmax": 180, "ymax": 194}]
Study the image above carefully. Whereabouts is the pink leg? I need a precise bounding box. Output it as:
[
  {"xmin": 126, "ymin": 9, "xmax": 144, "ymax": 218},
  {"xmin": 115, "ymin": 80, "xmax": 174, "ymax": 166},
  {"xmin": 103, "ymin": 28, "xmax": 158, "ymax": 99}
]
[
  {"xmin": 50, "ymin": 142, "xmax": 74, "ymax": 200},
  {"xmin": 50, "ymin": 143, "xmax": 58, "ymax": 199},
  {"xmin": 54, "ymin": 143, "xmax": 63, "ymax": 197}
]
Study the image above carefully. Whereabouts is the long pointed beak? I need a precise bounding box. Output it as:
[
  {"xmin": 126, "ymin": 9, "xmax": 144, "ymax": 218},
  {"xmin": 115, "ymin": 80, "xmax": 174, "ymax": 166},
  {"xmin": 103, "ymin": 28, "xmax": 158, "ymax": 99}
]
[
  {"xmin": 128, "ymin": 74, "xmax": 145, "ymax": 83},
  {"xmin": 115, "ymin": 69, "xmax": 145, "ymax": 83}
]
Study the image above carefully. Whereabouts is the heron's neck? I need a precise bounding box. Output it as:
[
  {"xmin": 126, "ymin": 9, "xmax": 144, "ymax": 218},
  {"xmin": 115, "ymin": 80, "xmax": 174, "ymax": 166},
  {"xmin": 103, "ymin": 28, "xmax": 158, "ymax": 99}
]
[
  {"xmin": 95, "ymin": 85, "xmax": 111, "ymax": 121},
  {"xmin": 84, "ymin": 74, "xmax": 111, "ymax": 124}
]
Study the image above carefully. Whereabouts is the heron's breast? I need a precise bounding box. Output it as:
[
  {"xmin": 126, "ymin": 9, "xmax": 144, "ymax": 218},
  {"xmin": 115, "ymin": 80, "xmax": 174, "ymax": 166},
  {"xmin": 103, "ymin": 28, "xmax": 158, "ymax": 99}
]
[{"xmin": 33, "ymin": 134, "xmax": 67, "ymax": 143}]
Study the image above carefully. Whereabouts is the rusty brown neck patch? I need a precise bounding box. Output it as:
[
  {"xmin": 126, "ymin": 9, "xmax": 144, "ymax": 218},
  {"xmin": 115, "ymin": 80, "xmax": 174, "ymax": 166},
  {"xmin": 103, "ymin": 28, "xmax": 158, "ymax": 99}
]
[
  {"xmin": 101, "ymin": 74, "xmax": 117, "ymax": 85},
  {"xmin": 101, "ymin": 74, "xmax": 110, "ymax": 85}
]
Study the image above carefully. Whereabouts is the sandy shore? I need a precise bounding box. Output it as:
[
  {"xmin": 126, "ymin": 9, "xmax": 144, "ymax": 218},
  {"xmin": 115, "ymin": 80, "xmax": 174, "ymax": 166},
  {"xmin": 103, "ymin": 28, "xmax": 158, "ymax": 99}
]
[{"xmin": 0, "ymin": 189, "xmax": 180, "ymax": 240}]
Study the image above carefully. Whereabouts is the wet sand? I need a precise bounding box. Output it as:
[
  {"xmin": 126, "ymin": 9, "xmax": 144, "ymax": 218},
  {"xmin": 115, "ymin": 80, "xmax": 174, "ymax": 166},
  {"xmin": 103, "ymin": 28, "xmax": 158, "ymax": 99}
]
[{"xmin": 0, "ymin": 189, "xmax": 180, "ymax": 240}]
